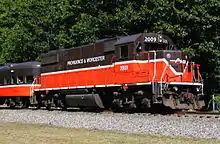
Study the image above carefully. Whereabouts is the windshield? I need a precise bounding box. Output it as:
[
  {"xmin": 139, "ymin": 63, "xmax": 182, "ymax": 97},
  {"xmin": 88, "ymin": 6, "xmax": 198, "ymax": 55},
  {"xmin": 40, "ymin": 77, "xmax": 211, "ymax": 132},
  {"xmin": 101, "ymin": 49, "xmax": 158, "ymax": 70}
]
[{"xmin": 144, "ymin": 43, "xmax": 165, "ymax": 51}]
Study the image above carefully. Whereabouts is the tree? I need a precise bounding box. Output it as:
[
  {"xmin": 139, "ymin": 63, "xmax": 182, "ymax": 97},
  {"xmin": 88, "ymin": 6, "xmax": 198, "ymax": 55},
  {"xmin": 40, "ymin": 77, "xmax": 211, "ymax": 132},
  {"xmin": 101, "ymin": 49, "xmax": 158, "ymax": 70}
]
[{"xmin": 0, "ymin": 0, "xmax": 219, "ymax": 94}]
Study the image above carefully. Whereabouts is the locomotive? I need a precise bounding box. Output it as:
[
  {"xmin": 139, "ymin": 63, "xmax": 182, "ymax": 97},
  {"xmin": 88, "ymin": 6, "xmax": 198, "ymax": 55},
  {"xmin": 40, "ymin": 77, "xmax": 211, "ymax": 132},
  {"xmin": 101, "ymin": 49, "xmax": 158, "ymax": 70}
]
[{"xmin": 0, "ymin": 33, "xmax": 205, "ymax": 111}]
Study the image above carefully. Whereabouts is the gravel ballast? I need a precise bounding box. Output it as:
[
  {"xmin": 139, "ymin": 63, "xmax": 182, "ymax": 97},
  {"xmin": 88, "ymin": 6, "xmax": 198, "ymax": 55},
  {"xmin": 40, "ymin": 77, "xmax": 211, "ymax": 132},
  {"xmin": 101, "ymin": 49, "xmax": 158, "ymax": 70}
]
[{"xmin": 0, "ymin": 109, "xmax": 219, "ymax": 140}]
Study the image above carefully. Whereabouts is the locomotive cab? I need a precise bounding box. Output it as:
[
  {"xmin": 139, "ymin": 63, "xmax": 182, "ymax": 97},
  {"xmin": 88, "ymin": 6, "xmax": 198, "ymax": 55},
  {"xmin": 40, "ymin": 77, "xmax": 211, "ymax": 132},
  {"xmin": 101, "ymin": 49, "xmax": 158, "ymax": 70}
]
[
  {"xmin": 134, "ymin": 33, "xmax": 179, "ymax": 60},
  {"xmin": 114, "ymin": 33, "xmax": 203, "ymax": 110},
  {"xmin": 129, "ymin": 33, "xmax": 190, "ymax": 74},
  {"xmin": 115, "ymin": 33, "xmax": 181, "ymax": 62}
]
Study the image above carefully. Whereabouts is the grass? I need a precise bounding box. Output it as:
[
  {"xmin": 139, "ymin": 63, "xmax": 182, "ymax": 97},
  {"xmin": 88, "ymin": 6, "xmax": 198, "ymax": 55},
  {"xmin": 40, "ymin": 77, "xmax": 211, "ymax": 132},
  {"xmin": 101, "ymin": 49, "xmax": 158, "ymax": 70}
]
[{"xmin": 0, "ymin": 122, "xmax": 219, "ymax": 144}]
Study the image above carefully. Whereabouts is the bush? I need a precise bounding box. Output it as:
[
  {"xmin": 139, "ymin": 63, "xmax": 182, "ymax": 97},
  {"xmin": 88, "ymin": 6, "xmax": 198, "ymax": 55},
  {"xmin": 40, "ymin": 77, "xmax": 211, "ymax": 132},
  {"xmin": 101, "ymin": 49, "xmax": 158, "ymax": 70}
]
[{"xmin": 208, "ymin": 94, "xmax": 220, "ymax": 111}]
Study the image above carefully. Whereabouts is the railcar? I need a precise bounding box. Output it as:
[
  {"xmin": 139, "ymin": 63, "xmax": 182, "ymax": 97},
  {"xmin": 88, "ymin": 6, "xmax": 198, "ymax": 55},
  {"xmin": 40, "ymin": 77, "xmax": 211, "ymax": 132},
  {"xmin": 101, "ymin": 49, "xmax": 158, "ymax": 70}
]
[
  {"xmin": 0, "ymin": 62, "xmax": 41, "ymax": 108},
  {"xmin": 33, "ymin": 33, "xmax": 205, "ymax": 111}
]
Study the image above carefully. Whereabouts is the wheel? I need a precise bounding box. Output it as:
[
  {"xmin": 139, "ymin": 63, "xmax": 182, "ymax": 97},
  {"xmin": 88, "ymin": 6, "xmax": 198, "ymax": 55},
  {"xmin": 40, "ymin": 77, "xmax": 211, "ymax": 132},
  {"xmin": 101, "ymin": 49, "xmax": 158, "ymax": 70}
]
[
  {"xmin": 57, "ymin": 99, "xmax": 67, "ymax": 110},
  {"xmin": 141, "ymin": 98, "xmax": 151, "ymax": 109},
  {"xmin": 22, "ymin": 99, "xmax": 30, "ymax": 108},
  {"xmin": 7, "ymin": 98, "xmax": 16, "ymax": 109},
  {"xmin": 169, "ymin": 95, "xmax": 177, "ymax": 109}
]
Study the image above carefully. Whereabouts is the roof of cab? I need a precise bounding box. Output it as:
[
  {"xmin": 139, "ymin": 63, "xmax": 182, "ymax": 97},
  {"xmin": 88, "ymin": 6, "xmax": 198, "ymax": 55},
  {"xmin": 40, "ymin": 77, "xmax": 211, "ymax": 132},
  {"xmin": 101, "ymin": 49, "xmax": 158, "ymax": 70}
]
[{"xmin": 115, "ymin": 33, "xmax": 142, "ymax": 45}]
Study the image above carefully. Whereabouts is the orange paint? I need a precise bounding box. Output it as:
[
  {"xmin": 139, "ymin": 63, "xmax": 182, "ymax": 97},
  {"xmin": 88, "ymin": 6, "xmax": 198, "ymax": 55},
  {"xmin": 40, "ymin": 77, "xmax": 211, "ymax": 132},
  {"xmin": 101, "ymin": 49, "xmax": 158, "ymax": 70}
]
[
  {"xmin": 0, "ymin": 84, "xmax": 40, "ymax": 97},
  {"xmin": 39, "ymin": 60, "xmax": 196, "ymax": 90}
]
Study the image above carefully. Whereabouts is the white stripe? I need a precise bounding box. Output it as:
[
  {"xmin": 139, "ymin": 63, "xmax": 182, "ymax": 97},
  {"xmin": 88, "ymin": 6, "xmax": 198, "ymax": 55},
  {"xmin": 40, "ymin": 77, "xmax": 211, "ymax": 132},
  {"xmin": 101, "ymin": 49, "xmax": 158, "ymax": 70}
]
[
  {"xmin": 41, "ymin": 64, "xmax": 113, "ymax": 76},
  {"xmin": 0, "ymin": 84, "xmax": 41, "ymax": 88},
  {"xmin": 34, "ymin": 83, "xmax": 150, "ymax": 91},
  {"xmin": 34, "ymin": 81, "xmax": 203, "ymax": 91},
  {"xmin": 106, "ymin": 84, "xmax": 121, "ymax": 87},
  {"xmin": 136, "ymin": 82, "xmax": 151, "ymax": 85},
  {"xmin": 95, "ymin": 85, "xmax": 106, "ymax": 87},
  {"xmin": 169, "ymin": 82, "xmax": 203, "ymax": 86},
  {"xmin": 41, "ymin": 59, "xmax": 184, "ymax": 76}
]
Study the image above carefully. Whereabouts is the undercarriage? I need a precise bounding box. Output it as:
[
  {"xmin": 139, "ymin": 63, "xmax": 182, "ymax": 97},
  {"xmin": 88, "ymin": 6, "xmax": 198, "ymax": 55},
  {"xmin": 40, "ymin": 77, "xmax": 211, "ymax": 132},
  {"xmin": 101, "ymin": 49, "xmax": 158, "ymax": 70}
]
[{"xmin": 0, "ymin": 83, "xmax": 205, "ymax": 113}]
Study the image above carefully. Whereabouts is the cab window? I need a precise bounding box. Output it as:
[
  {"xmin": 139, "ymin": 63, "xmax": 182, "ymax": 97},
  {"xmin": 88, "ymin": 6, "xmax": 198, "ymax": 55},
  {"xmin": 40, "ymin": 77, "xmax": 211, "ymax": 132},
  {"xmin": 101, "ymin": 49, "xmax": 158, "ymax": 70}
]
[
  {"xmin": 136, "ymin": 43, "xmax": 142, "ymax": 53},
  {"xmin": 145, "ymin": 44, "xmax": 164, "ymax": 51}
]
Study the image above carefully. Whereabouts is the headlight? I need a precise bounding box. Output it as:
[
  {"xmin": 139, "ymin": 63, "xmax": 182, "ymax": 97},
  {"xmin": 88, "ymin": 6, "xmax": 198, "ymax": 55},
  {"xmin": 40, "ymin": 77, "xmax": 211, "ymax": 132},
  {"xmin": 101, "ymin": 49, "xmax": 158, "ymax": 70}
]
[{"xmin": 166, "ymin": 53, "xmax": 171, "ymax": 59}]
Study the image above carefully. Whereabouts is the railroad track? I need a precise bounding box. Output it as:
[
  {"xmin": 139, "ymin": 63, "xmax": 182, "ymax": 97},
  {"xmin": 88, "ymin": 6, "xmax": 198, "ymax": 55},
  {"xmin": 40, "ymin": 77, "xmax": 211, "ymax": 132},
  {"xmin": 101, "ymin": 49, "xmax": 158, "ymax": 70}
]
[
  {"xmin": 1, "ymin": 104, "xmax": 220, "ymax": 119},
  {"xmin": 174, "ymin": 110, "xmax": 220, "ymax": 119}
]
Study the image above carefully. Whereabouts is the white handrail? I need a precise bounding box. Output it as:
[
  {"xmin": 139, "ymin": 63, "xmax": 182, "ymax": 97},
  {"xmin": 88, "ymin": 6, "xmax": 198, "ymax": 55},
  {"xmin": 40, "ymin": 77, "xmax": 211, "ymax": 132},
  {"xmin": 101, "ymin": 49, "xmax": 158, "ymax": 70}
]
[
  {"xmin": 160, "ymin": 63, "xmax": 169, "ymax": 94},
  {"xmin": 150, "ymin": 50, "xmax": 156, "ymax": 93},
  {"xmin": 198, "ymin": 71, "xmax": 204, "ymax": 95}
]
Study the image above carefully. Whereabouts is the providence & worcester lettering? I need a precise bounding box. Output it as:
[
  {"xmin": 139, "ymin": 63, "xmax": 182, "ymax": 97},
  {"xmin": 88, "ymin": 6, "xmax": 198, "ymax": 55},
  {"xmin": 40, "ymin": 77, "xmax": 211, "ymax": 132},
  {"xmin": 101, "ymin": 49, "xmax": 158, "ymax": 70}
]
[{"xmin": 67, "ymin": 56, "xmax": 105, "ymax": 66}]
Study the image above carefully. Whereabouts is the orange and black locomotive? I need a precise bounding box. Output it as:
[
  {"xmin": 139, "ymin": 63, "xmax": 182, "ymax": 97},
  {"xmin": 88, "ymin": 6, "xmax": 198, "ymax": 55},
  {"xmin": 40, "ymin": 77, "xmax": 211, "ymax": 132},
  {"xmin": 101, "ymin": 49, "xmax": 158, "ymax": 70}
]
[{"xmin": 0, "ymin": 33, "xmax": 205, "ymax": 111}]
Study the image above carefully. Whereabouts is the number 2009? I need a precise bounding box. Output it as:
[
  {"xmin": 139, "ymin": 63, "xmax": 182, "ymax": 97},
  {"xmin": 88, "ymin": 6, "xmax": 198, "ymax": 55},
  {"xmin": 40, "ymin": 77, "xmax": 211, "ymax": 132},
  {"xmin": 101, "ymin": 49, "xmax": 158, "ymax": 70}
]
[{"xmin": 120, "ymin": 65, "xmax": 128, "ymax": 71}]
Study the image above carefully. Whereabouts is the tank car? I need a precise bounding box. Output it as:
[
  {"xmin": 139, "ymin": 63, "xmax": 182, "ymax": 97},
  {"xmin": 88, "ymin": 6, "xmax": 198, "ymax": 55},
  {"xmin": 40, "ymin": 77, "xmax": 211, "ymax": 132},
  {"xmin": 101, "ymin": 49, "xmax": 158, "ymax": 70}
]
[
  {"xmin": 34, "ymin": 33, "xmax": 205, "ymax": 111},
  {"xmin": 0, "ymin": 62, "xmax": 41, "ymax": 108}
]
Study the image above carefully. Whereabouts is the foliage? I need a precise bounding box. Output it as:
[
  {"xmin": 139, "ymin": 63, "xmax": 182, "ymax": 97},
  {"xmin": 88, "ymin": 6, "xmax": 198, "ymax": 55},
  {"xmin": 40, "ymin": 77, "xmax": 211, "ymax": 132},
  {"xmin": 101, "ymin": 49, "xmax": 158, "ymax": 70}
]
[
  {"xmin": 0, "ymin": 0, "xmax": 219, "ymax": 94},
  {"xmin": 214, "ymin": 94, "xmax": 220, "ymax": 111},
  {"xmin": 208, "ymin": 94, "xmax": 220, "ymax": 111}
]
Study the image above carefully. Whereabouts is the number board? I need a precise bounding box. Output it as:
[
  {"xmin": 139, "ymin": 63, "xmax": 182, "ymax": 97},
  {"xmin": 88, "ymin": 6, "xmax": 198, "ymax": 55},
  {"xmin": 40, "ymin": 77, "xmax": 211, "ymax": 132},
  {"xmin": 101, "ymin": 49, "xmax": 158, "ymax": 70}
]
[{"xmin": 144, "ymin": 36, "xmax": 157, "ymax": 43}]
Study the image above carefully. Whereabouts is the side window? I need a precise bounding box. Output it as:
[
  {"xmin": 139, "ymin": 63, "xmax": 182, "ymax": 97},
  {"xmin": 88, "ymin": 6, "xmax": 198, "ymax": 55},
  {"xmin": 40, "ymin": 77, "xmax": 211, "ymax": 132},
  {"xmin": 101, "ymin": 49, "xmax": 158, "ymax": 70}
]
[
  {"xmin": 120, "ymin": 45, "xmax": 129, "ymax": 59},
  {"xmin": 24, "ymin": 76, "xmax": 27, "ymax": 83},
  {"xmin": 17, "ymin": 76, "xmax": 24, "ymax": 84},
  {"xmin": 26, "ymin": 76, "xmax": 34, "ymax": 84},
  {"xmin": 4, "ymin": 77, "xmax": 10, "ymax": 85},
  {"xmin": 3, "ymin": 78, "xmax": 6, "ymax": 85},
  {"xmin": 11, "ymin": 76, "xmax": 16, "ymax": 84}
]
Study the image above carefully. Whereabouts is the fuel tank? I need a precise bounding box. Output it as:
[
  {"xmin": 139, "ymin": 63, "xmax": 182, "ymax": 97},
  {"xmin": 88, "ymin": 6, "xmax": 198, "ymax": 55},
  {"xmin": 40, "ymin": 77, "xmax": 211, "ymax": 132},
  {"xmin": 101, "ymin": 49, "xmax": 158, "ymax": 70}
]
[{"xmin": 65, "ymin": 93, "xmax": 105, "ymax": 108}]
